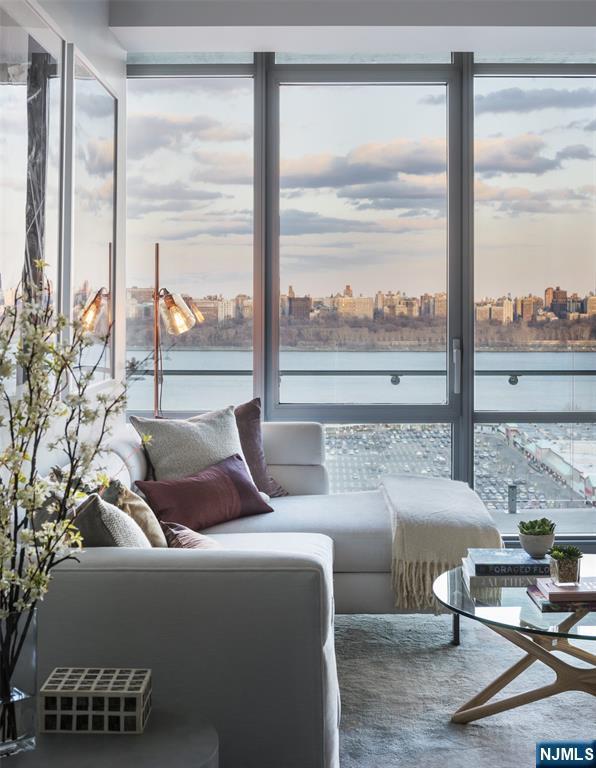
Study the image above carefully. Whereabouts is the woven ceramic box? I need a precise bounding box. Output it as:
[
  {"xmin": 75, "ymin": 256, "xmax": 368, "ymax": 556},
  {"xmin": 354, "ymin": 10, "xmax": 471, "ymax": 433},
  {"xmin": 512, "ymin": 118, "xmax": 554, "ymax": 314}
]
[{"xmin": 40, "ymin": 667, "xmax": 152, "ymax": 734}]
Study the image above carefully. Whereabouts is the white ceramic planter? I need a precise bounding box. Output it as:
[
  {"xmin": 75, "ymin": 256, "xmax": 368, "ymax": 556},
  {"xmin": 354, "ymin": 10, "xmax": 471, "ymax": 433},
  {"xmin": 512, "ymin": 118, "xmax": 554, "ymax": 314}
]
[{"xmin": 519, "ymin": 532, "xmax": 555, "ymax": 559}]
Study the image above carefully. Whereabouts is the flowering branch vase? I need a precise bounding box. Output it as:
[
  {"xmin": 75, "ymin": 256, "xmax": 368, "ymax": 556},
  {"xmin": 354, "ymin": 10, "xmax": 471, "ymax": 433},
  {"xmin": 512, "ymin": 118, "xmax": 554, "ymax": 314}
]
[{"xmin": 0, "ymin": 612, "xmax": 37, "ymax": 757}]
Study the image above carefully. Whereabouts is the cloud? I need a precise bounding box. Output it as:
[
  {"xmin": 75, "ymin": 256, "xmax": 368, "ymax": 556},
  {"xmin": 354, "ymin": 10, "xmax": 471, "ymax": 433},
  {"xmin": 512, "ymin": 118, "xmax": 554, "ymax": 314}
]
[
  {"xmin": 159, "ymin": 209, "xmax": 253, "ymax": 239},
  {"xmin": 475, "ymin": 179, "xmax": 596, "ymax": 216},
  {"xmin": 476, "ymin": 86, "xmax": 596, "ymax": 114},
  {"xmin": 556, "ymin": 144, "xmax": 594, "ymax": 161},
  {"xmin": 280, "ymin": 209, "xmax": 444, "ymax": 237},
  {"xmin": 83, "ymin": 138, "xmax": 114, "ymax": 176},
  {"xmin": 338, "ymin": 176, "xmax": 446, "ymax": 212},
  {"xmin": 127, "ymin": 177, "xmax": 225, "ymax": 218},
  {"xmin": 127, "ymin": 113, "xmax": 251, "ymax": 159},
  {"xmin": 77, "ymin": 90, "xmax": 114, "ymax": 118},
  {"xmin": 192, "ymin": 150, "xmax": 252, "ymax": 184},
  {"xmin": 280, "ymin": 209, "xmax": 380, "ymax": 236},
  {"xmin": 585, "ymin": 119, "xmax": 596, "ymax": 131},
  {"xmin": 281, "ymin": 138, "xmax": 446, "ymax": 189},
  {"xmin": 419, "ymin": 93, "xmax": 446, "ymax": 106},
  {"xmin": 475, "ymin": 134, "xmax": 592, "ymax": 176}
]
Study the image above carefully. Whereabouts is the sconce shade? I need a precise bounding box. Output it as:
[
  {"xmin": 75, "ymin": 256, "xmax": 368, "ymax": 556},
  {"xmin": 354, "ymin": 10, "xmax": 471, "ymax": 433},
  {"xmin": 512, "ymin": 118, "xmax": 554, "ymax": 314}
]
[
  {"xmin": 80, "ymin": 289, "xmax": 107, "ymax": 332},
  {"xmin": 160, "ymin": 292, "xmax": 196, "ymax": 336},
  {"xmin": 187, "ymin": 299, "xmax": 205, "ymax": 325}
]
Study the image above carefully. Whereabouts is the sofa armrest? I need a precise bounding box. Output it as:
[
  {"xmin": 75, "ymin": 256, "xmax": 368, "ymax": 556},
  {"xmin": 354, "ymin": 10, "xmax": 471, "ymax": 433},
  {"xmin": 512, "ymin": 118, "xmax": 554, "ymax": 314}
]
[
  {"xmin": 262, "ymin": 421, "xmax": 325, "ymax": 466},
  {"xmin": 262, "ymin": 422, "xmax": 329, "ymax": 495},
  {"xmin": 38, "ymin": 539, "xmax": 339, "ymax": 768}
]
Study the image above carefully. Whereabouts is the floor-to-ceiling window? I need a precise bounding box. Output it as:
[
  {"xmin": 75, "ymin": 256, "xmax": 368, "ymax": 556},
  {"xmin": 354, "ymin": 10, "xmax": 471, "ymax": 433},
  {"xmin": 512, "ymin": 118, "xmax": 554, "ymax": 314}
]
[
  {"xmin": 126, "ymin": 70, "xmax": 254, "ymax": 411},
  {"xmin": 124, "ymin": 54, "xmax": 596, "ymax": 537},
  {"xmin": 474, "ymin": 67, "xmax": 596, "ymax": 532}
]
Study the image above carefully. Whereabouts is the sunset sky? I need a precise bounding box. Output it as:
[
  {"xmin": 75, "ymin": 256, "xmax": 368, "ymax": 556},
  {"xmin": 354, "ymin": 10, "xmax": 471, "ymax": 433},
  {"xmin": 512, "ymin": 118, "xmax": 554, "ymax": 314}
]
[
  {"xmin": 2, "ymin": 70, "xmax": 596, "ymax": 303},
  {"xmin": 126, "ymin": 74, "xmax": 596, "ymax": 302}
]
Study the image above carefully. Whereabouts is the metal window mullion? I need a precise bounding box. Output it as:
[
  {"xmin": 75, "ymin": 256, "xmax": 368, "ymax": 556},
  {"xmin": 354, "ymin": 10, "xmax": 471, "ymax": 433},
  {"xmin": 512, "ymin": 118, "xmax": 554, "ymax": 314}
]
[
  {"xmin": 271, "ymin": 63, "xmax": 456, "ymax": 83},
  {"xmin": 60, "ymin": 42, "xmax": 75, "ymax": 329},
  {"xmin": 110, "ymin": 96, "xmax": 119, "ymax": 378},
  {"xmin": 267, "ymin": 403, "xmax": 459, "ymax": 425},
  {"xmin": 263, "ymin": 54, "xmax": 280, "ymax": 420},
  {"xmin": 452, "ymin": 52, "xmax": 475, "ymax": 486},
  {"xmin": 253, "ymin": 53, "xmax": 272, "ymax": 403},
  {"xmin": 474, "ymin": 411, "xmax": 596, "ymax": 425},
  {"xmin": 446, "ymin": 58, "xmax": 463, "ymax": 481}
]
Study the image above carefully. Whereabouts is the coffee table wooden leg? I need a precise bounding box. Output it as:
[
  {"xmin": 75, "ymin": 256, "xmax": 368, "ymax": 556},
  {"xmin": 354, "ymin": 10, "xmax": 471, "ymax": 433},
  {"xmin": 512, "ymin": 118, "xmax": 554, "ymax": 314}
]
[{"xmin": 452, "ymin": 625, "xmax": 596, "ymax": 724}]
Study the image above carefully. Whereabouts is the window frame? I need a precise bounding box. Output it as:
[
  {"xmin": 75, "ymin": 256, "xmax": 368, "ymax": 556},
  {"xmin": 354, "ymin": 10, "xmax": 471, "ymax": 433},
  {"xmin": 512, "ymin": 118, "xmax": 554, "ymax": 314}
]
[{"xmin": 123, "ymin": 54, "xmax": 596, "ymax": 539}]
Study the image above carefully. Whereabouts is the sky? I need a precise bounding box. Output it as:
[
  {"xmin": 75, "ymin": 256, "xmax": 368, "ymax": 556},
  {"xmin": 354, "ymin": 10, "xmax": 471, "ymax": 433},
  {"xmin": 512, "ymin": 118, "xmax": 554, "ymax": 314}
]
[
  {"xmin": 125, "ymin": 74, "xmax": 596, "ymax": 301},
  {"xmin": 2, "ymin": 69, "xmax": 596, "ymax": 304}
]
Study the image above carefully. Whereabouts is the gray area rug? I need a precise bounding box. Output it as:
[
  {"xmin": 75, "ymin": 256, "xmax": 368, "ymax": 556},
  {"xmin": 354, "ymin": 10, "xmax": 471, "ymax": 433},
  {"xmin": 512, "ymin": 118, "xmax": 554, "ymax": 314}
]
[{"xmin": 336, "ymin": 614, "xmax": 596, "ymax": 768}]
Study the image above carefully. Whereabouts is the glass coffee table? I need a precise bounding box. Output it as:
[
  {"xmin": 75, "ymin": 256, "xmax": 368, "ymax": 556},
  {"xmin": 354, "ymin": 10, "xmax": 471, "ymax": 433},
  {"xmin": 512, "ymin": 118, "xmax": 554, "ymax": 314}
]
[{"xmin": 433, "ymin": 554, "xmax": 596, "ymax": 724}]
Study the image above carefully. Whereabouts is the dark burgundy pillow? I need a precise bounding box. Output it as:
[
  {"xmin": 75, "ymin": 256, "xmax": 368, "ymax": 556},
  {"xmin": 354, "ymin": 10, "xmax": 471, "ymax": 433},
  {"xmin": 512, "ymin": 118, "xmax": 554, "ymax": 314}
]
[
  {"xmin": 162, "ymin": 522, "xmax": 222, "ymax": 549},
  {"xmin": 234, "ymin": 398, "xmax": 288, "ymax": 498},
  {"xmin": 136, "ymin": 454, "xmax": 273, "ymax": 531}
]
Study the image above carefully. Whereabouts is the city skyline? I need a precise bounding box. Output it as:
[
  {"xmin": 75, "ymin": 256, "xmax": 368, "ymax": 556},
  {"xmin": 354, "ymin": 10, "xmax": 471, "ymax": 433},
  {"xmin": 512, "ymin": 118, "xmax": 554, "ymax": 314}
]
[{"xmin": 123, "ymin": 279, "xmax": 596, "ymax": 326}]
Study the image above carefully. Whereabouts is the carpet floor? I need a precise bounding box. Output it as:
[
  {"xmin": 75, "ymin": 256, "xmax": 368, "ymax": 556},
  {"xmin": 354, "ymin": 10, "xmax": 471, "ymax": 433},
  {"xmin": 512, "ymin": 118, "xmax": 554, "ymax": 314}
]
[{"xmin": 336, "ymin": 614, "xmax": 596, "ymax": 768}]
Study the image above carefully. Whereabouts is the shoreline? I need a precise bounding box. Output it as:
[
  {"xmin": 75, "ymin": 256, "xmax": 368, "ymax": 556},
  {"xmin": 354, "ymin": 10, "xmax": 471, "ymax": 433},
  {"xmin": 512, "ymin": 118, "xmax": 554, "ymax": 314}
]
[{"xmin": 127, "ymin": 346, "xmax": 596, "ymax": 354}]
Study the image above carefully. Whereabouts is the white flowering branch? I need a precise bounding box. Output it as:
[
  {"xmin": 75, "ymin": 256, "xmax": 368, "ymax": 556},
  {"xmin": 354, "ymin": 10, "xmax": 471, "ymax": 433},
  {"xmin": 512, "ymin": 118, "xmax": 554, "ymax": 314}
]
[{"xmin": 0, "ymin": 268, "xmax": 125, "ymax": 718}]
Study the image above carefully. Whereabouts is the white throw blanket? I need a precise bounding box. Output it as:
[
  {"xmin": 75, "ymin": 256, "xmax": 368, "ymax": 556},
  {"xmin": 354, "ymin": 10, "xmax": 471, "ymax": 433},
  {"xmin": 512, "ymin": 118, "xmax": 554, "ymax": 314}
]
[{"xmin": 382, "ymin": 475, "xmax": 503, "ymax": 611}]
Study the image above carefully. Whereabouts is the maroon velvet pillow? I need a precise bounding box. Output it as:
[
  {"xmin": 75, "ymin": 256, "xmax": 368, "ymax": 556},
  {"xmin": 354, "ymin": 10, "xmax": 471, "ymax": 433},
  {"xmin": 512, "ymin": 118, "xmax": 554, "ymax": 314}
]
[
  {"xmin": 162, "ymin": 522, "xmax": 222, "ymax": 549},
  {"xmin": 234, "ymin": 398, "xmax": 288, "ymax": 498},
  {"xmin": 136, "ymin": 454, "xmax": 273, "ymax": 531}
]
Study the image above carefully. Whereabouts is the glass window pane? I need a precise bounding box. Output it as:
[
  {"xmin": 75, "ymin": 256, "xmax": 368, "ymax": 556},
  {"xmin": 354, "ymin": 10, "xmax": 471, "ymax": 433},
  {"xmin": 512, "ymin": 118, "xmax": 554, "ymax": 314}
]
[
  {"xmin": 279, "ymin": 82, "xmax": 448, "ymax": 405},
  {"xmin": 0, "ymin": 7, "xmax": 61, "ymax": 304},
  {"xmin": 126, "ymin": 76, "xmax": 254, "ymax": 412},
  {"xmin": 474, "ymin": 75, "xmax": 596, "ymax": 412},
  {"xmin": 475, "ymin": 423, "xmax": 596, "ymax": 535},
  {"xmin": 325, "ymin": 423, "xmax": 451, "ymax": 492},
  {"xmin": 73, "ymin": 59, "xmax": 115, "ymax": 378}
]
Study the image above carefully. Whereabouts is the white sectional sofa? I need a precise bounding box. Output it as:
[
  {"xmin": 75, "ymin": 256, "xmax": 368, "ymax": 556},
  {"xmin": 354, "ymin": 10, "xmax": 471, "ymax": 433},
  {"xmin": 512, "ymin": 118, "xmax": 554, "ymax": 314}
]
[
  {"xmin": 37, "ymin": 421, "xmax": 472, "ymax": 768},
  {"xmin": 38, "ymin": 421, "xmax": 358, "ymax": 768}
]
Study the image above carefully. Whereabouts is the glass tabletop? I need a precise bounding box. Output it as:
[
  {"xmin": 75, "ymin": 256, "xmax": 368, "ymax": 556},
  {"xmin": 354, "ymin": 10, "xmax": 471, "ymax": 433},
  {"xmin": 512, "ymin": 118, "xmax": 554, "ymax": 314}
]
[{"xmin": 433, "ymin": 554, "xmax": 596, "ymax": 641}]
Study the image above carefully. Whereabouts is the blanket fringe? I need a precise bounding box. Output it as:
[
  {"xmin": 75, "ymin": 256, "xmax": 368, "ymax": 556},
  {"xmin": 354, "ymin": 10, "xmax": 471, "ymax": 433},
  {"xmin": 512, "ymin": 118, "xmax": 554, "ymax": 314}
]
[{"xmin": 392, "ymin": 558, "xmax": 459, "ymax": 614}]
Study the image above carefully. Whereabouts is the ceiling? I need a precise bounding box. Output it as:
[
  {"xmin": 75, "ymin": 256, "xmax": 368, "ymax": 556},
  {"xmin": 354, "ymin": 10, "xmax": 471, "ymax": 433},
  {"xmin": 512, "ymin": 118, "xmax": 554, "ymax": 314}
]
[{"xmin": 108, "ymin": 0, "xmax": 596, "ymax": 53}]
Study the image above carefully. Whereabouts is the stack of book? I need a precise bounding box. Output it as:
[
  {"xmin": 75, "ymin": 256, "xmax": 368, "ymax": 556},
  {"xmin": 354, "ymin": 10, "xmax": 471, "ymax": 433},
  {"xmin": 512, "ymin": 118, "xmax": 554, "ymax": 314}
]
[
  {"xmin": 527, "ymin": 578, "xmax": 596, "ymax": 613},
  {"xmin": 462, "ymin": 548, "xmax": 551, "ymax": 590}
]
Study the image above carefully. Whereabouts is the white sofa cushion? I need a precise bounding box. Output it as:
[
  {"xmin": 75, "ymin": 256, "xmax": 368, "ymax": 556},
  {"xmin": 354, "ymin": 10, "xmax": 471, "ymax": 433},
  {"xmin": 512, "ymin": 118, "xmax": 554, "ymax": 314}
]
[{"xmin": 204, "ymin": 490, "xmax": 392, "ymax": 574}]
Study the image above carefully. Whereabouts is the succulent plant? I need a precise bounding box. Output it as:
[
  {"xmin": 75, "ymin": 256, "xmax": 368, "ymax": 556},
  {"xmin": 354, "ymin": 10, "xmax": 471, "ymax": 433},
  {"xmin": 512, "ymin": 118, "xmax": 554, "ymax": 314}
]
[
  {"xmin": 548, "ymin": 545, "xmax": 583, "ymax": 561},
  {"xmin": 518, "ymin": 518, "xmax": 556, "ymax": 536}
]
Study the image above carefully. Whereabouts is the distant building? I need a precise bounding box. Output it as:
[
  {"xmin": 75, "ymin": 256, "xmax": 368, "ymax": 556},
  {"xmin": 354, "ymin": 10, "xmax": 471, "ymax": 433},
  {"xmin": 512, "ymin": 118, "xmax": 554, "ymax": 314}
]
[
  {"xmin": 544, "ymin": 286, "xmax": 554, "ymax": 310},
  {"xmin": 344, "ymin": 284, "xmax": 353, "ymax": 298},
  {"xmin": 587, "ymin": 295, "xmax": 596, "ymax": 316},
  {"xmin": 551, "ymin": 286, "xmax": 568, "ymax": 318},
  {"xmin": 236, "ymin": 294, "xmax": 253, "ymax": 320},
  {"xmin": 433, "ymin": 293, "xmax": 447, "ymax": 318},
  {"xmin": 288, "ymin": 295, "xmax": 312, "ymax": 320},
  {"xmin": 332, "ymin": 295, "xmax": 374, "ymax": 319},
  {"xmin": 567, "ymin": 293, "xmax": 584, "ymax": 314},
  {"xmin": 419, "ymin": 293, "xmax": 434, "ymax": 317},
  {"xmin": 129, "ymin": 287, "xmax": 153, "ymax": 304},
  {"xmin": 517, "ymin": 295, "xmax": 543, "ymax": 321}
]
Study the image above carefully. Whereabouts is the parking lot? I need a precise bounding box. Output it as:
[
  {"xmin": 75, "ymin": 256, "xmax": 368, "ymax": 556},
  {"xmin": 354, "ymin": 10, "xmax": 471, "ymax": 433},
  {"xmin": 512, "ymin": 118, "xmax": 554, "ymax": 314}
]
[{"xmin": 325, "ymin": 424, "xmax": 586, "ymax": 511}]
